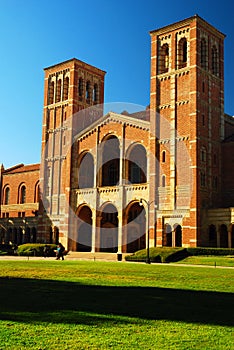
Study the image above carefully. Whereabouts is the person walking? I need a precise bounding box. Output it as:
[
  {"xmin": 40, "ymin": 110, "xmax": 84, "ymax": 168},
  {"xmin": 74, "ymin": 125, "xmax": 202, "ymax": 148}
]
[{"xmin": 55, "ymin": 243, "xmax": 65, "ymax": 260}]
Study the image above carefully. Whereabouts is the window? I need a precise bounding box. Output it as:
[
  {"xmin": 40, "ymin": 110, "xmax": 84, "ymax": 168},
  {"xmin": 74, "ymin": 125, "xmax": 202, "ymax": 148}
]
[
  {"xmin": 202, "ymin": 82, "xmax": 205, "ymax": 93},
  {"xmin": 162, "ymin": 151, "xmax": 166, "ymax": 163},
  {"xmin": 212, "ymin": 45, "xmax": 218, "ymax": 76},
  {"xmin": 159, "ymin": 44, "xmax": 169, "ymax": 74},
  {"xmin": 63, "ymin": 77, "xmax": 69, "ymax": 100},
  {"xmin": 4, "ymin": 187, "xmax": 10, "ymax": 205},
  {"xmin": 201, "ymin": 172, "xmax": 206, "ymax": 187},
  {"xmin": 202, "ymin": 114, "xmax": 205, "ymax": 126},
  {"xmin": 56, "ymin": 79, "xmax": 62, "ymax": 102},
  {"xmin": 78, "ymin": 78, "xmax": 83, "ymax": 97},
  {"xmin": 178, "ymin": 38, "xmax": 187, "ymax": 68},
  {"xmin": 20, "ymin": 185, "xmax": 26, "ymax": 204},
  {"xmin": 162, "ymin": 175, "xmax": 166, "ymax": 187},
  {"xmin": 48, "ymin": 81, "xmax": 54, "ymax": 104},
  {"xmin": 93, "ymin": 84, "xmax": 98, "ymax": 103},
  {"xmin": 86, "ymin": 81, "xmax": 91, "ymax": 101},
  {"xmin": 201, "ymin": 38, "xmax": 207, "ymax": 69},
  {"xmin": 201, "ymin": 147, "xmax": 206, "ymax": 162}
]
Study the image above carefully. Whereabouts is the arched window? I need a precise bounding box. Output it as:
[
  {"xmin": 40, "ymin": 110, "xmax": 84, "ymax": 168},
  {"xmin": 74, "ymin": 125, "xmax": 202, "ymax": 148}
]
[
  {"xmin": 101, "ymin": 136, "xmax": 120, "ymax": 187},
  {"xmin": 4, "ymin": 187, "xmax": 10, "ymax": 205},
  {"xmin": 212, "ymin": 45, "xmax": 218, "ymax": 76},
  {"xmin": 201, "ymin": 147, "xmax": 206, "ymax": 162},
  {"xmin": 78, "ymin": 78, "xmax": 83, "ymax": 97},
  {"xmin": 159, "ymin": 44, "xmax": 169, "ymax": 74},
  {"xmin": 34, "ymin": 181, "xmax": 40, "ymax": 203},
  {"xmin": 48, "ymin": 81, "xmax": 54, "ymax": 104},
  {"xmin": 201, "ymin": 38, "xmax": 207, "ymax": 69},
  {"xmin": 127, "ymin": 144, "xmax": 147, "ymax": 184},
  {"xmin": 93, "ymin": 84, "xmax": 98, "ymax": 103},
  {"xmin": 20, "ymin": 185, "xmax": 26, "ymax": 204},
  {"xmin": 56, "ymin": 79, "xmax": 62, "ymax": 103},
  {"xmin": 86, "ymin": 81, "xmax": 91, "ymax": 101},
  {"xmin": 178, "ymin": 38, "xmax": 187, "ymax": 68},
  {"xmin": 63, "ymin": 77, "xmax": 69, "ymax": 100},
  {"xmin": 78, "ymin": 152, "xmax": 94, "ymax": 189}
]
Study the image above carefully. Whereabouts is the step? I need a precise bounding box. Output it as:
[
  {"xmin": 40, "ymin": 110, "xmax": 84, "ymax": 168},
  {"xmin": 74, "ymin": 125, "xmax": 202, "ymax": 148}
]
[{"xmin": 65, "ymin": 251, "xmax": 128, "ymax": 261}]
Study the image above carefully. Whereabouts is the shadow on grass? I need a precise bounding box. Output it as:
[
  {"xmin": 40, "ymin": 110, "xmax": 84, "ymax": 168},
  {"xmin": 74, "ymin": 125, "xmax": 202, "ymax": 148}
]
[{"xmin": 0, "ymin": 277, "xmax": 233, "ymax": 326}]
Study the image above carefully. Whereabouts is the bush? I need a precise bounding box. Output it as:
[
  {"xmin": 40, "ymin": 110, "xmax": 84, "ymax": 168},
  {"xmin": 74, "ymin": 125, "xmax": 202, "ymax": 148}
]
[
  {"xmin": 125, "ymin": 247, "xmax": 189, "ymax": 263},
  {"xmin": 0, "ymin": 244, "xmax": 16, "ymax": 255},
  {"xmin": 187, "ymin": 247, "xmax": 234, "ymax": 256},
  {"xmin": 17, "ymin": 244, "xmax": 57, "ymax": 257}
]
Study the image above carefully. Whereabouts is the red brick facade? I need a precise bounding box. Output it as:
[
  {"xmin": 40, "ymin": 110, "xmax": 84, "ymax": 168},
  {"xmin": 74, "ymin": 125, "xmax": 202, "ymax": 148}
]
[{"xmin": 1, "ymin": 16, "xmax": 234, "ymax": 250}]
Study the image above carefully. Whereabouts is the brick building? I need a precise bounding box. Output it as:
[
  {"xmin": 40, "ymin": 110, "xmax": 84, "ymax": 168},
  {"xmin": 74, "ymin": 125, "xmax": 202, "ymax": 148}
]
[{"xmin": 1, "ymin": 15, "xmax": 234, "ymax": 250}]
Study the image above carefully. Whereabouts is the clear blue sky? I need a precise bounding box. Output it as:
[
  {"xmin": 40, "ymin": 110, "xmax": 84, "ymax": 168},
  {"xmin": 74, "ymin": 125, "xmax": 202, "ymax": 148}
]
[{"xmin": 0, "ymin": 0, "xmax": 233, "ymax": 168}]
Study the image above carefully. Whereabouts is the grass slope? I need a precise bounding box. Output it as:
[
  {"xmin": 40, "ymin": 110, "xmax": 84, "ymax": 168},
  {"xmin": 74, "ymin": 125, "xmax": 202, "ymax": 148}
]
[{"xmin": 0, "ymin": 260, "xmax": 233, "ymax": 349}]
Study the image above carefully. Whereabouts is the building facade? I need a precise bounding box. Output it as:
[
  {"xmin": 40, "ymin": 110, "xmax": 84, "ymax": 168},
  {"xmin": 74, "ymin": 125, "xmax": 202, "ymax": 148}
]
[{"xmin": 1, "ymin": 15, "xmax": 234, "ymax": 250}]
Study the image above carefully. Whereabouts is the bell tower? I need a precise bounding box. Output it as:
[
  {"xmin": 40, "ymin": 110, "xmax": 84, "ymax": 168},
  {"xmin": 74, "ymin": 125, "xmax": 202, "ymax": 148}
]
[
  {"xmin": 149, "ymin": 15, "xmax": 225, "ymax": 247},
  {"xmin": 39, "ymin": 58, "xmax": 106, "ymax": 246}
]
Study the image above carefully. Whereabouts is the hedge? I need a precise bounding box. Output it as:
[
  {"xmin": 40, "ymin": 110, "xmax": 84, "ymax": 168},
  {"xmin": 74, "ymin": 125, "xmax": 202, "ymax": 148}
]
[
  {"xmin": 125, "ymin": 247, "xmax": 189, "ymax": 263},
  {"xmin": 125, "ymin": 247, "xmax": 234, "ymax": 263},
  {"xmin": 0, "ymin": 244, "xmax": 16, "ymax": 255},
  {"xmin": 187, "ymin": 247, "xmax": 234, "ymax": 256},
  {"xmin": 17, "ymin": 243, "xmax": 57, "ymax": 257}
]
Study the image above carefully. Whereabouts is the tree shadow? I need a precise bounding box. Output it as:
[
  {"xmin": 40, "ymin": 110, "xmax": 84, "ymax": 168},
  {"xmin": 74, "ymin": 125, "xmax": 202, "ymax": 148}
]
[{"xmin": 0, "ymin": 277, "xmax": 233, "ymax": 326}]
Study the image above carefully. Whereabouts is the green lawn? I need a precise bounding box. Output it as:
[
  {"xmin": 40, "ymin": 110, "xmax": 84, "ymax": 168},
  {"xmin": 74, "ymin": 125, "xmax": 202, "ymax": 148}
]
[
  {"xmin": 177, "ymin": 255, "xmax": 234, "ymax": 267},
  {"xmin": 0, "ymin": 260, "xmax": 233, "ymax": 349}
]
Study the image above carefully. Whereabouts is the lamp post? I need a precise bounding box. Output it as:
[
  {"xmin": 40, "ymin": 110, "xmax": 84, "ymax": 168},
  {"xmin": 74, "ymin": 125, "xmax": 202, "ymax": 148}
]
[{"xmin": 139, "ymin": 199, "xmax": 157, "ymax": 264}]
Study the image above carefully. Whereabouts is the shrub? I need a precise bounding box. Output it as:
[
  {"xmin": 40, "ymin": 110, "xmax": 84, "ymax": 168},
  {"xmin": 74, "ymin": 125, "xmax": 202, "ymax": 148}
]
[
  {"xmin": 0, "ymin": 244, "xmax": 16, "ymax": 255},
  {"xmin": 125, "ymin": 247, "xmax": 188, "ymax": 263},
  {"xmin": 17, "ymin": 244, "xmax": 57, "ymax": 257},
  {"xmin": 187, "ymin": 247, "xmax": 234, "ymax": 256}
]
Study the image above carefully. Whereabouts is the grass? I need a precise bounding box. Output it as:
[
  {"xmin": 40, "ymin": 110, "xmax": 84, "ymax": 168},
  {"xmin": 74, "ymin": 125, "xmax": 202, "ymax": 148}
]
[
  {"xmin": 177, "ymin": 255, "xmax": 234, "ymax": 267},
  {"xmin": 0, "ymin": 260, "xmax": 233, "ymax": 349}
]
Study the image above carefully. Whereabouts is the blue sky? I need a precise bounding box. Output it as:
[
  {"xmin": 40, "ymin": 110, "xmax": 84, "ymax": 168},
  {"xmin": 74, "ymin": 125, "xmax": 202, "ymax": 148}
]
[{"xmin": 0, "ymin": 0, "xmax": 233, "ymax": 168}]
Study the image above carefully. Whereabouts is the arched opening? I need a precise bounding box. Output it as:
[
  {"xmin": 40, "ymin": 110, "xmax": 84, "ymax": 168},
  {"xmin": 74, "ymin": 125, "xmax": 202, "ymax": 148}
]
[
  {"xmin": 17, "ymin": 228, "xmax": 23, "ymax": 245},
  {"xmin": 100, "ymin": 203, "xmax": 118, "ymax": 252},
  {"xmin": 126, "ymin": 144, "xmax": 147, "ymax": 184},
  {"xmin": 76, "ymin": 205, "xmax": 92, "ymax": 252},
  {"xmin": 4, "ymin": 186, "xmax": 10, "ymax": 205},
  {"xmin": 231, "ymin": 225, "xmax": 234, "ymax": 248},
  {"xmin": 178, "ymin": 38, "xmax": 187, "ymax": 68},
  {"xmin": 48, "ymin": 81, "xmax": 54, "ymax": 104},
  {"xmin": 163, "ymin": 224, "xmax": 172, "ymax": 247},
  {"xmin": 19, "ymin": 185, "xmax": 26, "ymax": 204},
  {"xmin": 86, "ymin": 81, "xmax": 91, "ymax": 101},
  {"xmin": 201, "ymin": 38, "xmax": 207, "ymax": 69},
  {"xmin": 126, "ymin": 202, "xmax": 146, "ymax": 253},
  {"xmin": 174, "ymin": 224, "xmax": 182, "ymax": 247},
  {"xmin": 56, "ymin": 79, "xmax": 62, "ymax": 103},
  {"xmin": 159, "ymin": 44, "xmax": 169, "ymax": 73},
  {"xmin": 34, "ymin": 181, "xmax": 40, "ymax": 203},
  {"xmin": 24, "ymin": 227, "xmax": 30, "ymax": 243},
  {"xmin": 93, "ymin": 83, "xmax": 98, "ymax": 103},
  {"xmin": 78, "ymin": 78, "xmax": 83, "ymax": 98},
  {"xmin": 100, "ymin": 135, "xmax": 120, "ymax": 187},
  {"xmin": 212, "ymin": 45, "xmax": 218, "ymax": 76},
  {"xmin": 54, "ymin": 227, "xmax": 59, "ymax": 245},
  {"xmin": 208, "ymin": 224, "xmax": 217, "ymax": 247},
  {"xmin": 78, "ymin": 152, "xmax": 94, "ymax": 189},
  {"xmin": 220, "ymin": 224, "xmax": 228, "ymax": 248},
  {"xmin": 63, "ymin": 76, "xmax": 69, "ymax": 100}
]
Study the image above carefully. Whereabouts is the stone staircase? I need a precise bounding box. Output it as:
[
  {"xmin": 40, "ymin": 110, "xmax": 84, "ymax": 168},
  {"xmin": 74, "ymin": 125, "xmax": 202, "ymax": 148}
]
[{"xmin": 65, "ymin": 251, "xmax": 128, "ymax": 262}]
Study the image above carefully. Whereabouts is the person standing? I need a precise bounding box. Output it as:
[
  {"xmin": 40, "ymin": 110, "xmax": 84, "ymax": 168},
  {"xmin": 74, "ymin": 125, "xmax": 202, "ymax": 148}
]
[{"xmin": 55, "ymin": 243, "xmax": 65, "ymax": 260}]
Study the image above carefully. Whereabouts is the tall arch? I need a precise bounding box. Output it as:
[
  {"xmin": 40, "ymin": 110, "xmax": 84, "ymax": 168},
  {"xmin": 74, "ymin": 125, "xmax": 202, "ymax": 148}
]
[
  {"xmin": 3, "ymin": 186, "xmax": 10, "ymax": 205},
  {"xmin": 212, "ymin": 45, "xmax": 218, "ymax": 76},
  {"xmin": 76, "ymin": 205, "xmax": 92, "ymax": 252},
  {"xmin": 159, "ymin": 43, "xmax": 169, "ymax": 74},
  {"xmin": 48, "ymin": 80, "xmax": 54, "ymax": 104},
  {"xmin": 100, "ymin": 135, "xmax": 120, "ymax": 187},
  {"xmin": 201, "ymin": 38, "xmax": 207, "ymax": 69},
  {"xmin": 163, "ymin": 223, "xmax": 172, "ymax": 247},
  {"xmin": 126, "ymin": 143, "xmax": 147, "ymax": 184},
  {"xmin": 78, "ymin": 152, "xmax": 94, "ymax": 189},
  {"xmin": 99, "ymin": 203, "xmax": 118, "ymax": 252},
  {"xmin": 178, "ymin": 38, "xmax": 187, "ymax": 68},
  {"xmin": 125, "ymin": 201, "xmax": 146, "ymax": 253},
  {"xmin": 18, "ymin": 184, "xmax": 26, "ymax": 204},
  {"xmin": 220, "ymin": 224, "xmax": 228, "ymax": 248},
  {"xmin": 174, "ymin": 224, "xmax": 182, "ymax": 247},
  {"xmin": 63, "ymin": 76, "xmax": 69, "ymax": 100},
  {"xmin": 56, "ymin": 79, "xmax": 62, "ymax": 103},
  {"xmin": 208, "ymin": 224, "xmax": 217, "ymax": 247}
]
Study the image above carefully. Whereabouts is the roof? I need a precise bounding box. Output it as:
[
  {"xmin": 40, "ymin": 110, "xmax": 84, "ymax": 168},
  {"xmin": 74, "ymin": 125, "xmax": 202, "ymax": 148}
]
[
  {"xmin": 149, "ymin": 14, "xmax": 225, "ymax": 38},
  {"xmin": 44, "ymin": 57, "xmax": 106, "ymax": 74},
  {"xmin": 3, "ymin": 163, "xmax": 40, "ymax": 174}
]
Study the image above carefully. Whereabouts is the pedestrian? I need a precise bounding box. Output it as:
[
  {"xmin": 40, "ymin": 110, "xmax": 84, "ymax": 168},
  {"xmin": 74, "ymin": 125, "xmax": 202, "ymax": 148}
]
[{"xmin": 55, "ymin": 242, "xmax": 65, "ymax": 260}]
